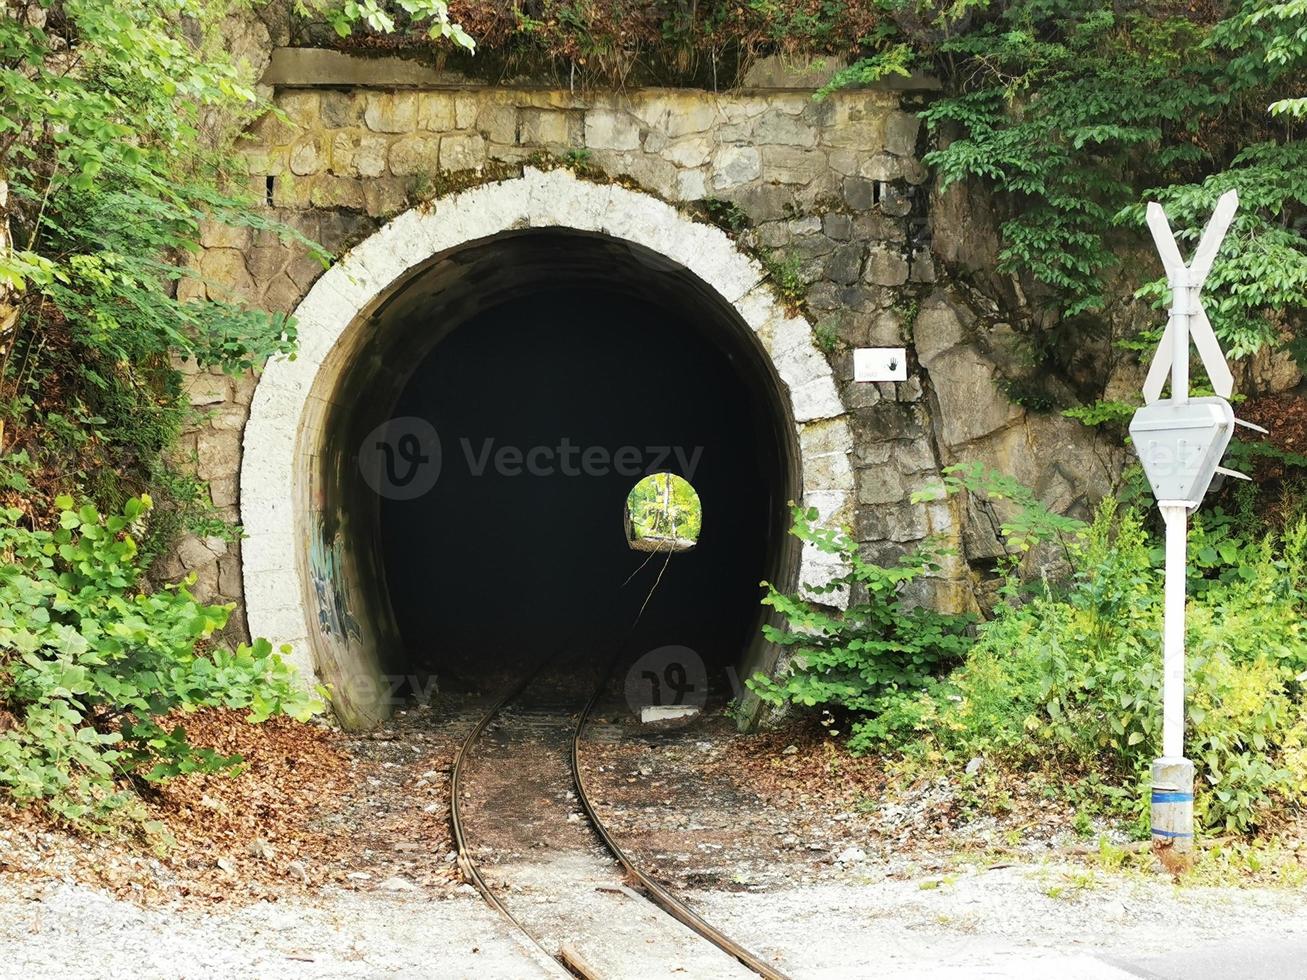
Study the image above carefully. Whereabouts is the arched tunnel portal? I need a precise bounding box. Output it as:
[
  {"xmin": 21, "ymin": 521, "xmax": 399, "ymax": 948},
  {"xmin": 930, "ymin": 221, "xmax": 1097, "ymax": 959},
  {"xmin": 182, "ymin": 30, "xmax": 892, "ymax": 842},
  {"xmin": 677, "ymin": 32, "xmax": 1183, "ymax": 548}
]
[{"xmin": 241, "ymin": 171, "xmax": 855, "ymax": 728}]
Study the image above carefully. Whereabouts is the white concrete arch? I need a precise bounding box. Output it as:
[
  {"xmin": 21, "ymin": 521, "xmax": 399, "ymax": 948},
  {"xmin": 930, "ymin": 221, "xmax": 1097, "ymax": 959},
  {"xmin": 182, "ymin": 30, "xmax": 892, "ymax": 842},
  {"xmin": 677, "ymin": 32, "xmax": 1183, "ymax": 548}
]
[{"xmin": 240, "ymin": 166, "xmax": 853, "ymax": 722}]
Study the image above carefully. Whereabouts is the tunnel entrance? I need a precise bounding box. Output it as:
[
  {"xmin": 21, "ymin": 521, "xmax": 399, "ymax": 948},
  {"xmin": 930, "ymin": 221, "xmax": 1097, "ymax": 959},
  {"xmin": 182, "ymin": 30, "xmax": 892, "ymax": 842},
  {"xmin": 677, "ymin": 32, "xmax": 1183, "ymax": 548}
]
[
  {"xmin": 241, "ymin": 171, "xmax": 856, "ymax": 729},
  {"xmin": 376, "ymin": 266, "xmax": 788, "ymax": 688}
]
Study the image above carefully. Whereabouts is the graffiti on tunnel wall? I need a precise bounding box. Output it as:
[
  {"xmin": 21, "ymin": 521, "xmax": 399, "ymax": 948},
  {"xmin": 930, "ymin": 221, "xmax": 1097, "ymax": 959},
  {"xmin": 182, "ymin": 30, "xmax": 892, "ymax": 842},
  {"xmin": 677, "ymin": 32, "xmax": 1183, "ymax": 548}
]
[{"xmin": 310, "ymin": 517, "xmax": 362, "ymax": 642}]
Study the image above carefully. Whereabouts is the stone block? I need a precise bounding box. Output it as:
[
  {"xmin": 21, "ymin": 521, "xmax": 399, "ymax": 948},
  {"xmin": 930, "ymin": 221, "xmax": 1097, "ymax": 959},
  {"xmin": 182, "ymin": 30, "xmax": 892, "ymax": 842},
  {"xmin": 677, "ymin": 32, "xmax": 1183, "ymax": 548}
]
[
  {"xmin": 864, "ymin": 245, "xmax": 908, "ymax": 286},
  {"xmin": 289, "ymin": 136, "xmax": 324, "ymax": 176},
  {"xmin": 927, "ymin": 346, "xmax": 1023, "ymax": 447},
  {"xmin": 584, "ymin": 109, "xmax": 641, "ymax": 150},
  {"xmin": 663, "ymin": 135, "xmax": 713, "ymax": 168},
  {"xmin": 824, "ymin": 243, "xmax": 864, "ymax": 285},
  {"xmin": 388, "ymin": 135, "xmax": 441, "ymax": 177},
  {"xmin": 477, "ymin": 103, "xmax": 517, "ymax": 143},
  {"xmin": 884, "ymin": 111, "xmax": 921, "ymax": 156},
  {"xmin": 418, "ymin": 92, "xmax": 457, "ymax": 132},
  {"xmin": 440, "ymin": 133, "xmax": 486, "ymax": 171},
  {"xmin": 913, "ymin": 291, "xmax": 969, "ymax": 364},
  {"xmin": 261, "ymin": 274, "xmax": 302, "ymax": 314},
  {"xmin": 822, "ymin": 212, "xmax": 853, "ymax": 240},
  {"xmin": 755, "ymin": 110, "xmax": 818, "ymax": 147},
  {"xmin": 518, "ymin": 108, "xmax": 573, "ymax": 146},
  {"xmin": 674, "ymin": 169, "xmax": 706, "ymax": 201},
  {"xmin": 186, "ymin": 373, "xmax": 230, "ymax": 407},
  {"xmin": 365, "ymin": 93, "xmax": 417, "ymax": 133},
  {"xmin": 843, "ymin": 177, "xmax": 875, "ymax": 211},
  {"xmin": 320, "ymin": 91, "xmax": 365, "ymax": 128},
  {"xmin": 761, "ymin": 145, "xmax": 827, "ymax": 185},
  {"xmin": 275, "ymin": 91, "xmax": 320, "ymax": 130},
  {"xmin": 364, "ymin": 178, "xmax": 409, "ymax": 218},
  {"xmin": 711, "ymin": 145, "xmax": 762, "ymax": 190},
  {"xmin": 199, "ymin": 248, "xmax": 255, "ymax": 303},
  {"xmin": 308, "ymin": 176, "xmax": 366, "ymax": 210}
]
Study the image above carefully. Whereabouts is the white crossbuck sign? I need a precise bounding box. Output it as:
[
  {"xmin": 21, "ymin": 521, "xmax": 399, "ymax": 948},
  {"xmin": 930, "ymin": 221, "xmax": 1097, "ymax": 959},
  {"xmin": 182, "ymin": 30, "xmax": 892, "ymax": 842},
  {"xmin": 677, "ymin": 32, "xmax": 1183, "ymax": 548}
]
[{"xmin": 1141, "ymin": 189, "xmax": 1238, "ymax": 403}]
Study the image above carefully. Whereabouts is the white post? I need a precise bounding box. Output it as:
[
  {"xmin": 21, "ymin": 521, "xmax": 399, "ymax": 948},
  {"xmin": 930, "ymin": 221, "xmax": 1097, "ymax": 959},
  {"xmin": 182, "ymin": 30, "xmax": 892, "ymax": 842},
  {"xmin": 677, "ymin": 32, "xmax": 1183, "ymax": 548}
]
[
  {"xmin": 1170, "ymin": 271, "xmax": 1191, "ymax": 406},
  {"xmin": 1158, "ymin": 502, "xmax": 1189, "ymax": 760}
]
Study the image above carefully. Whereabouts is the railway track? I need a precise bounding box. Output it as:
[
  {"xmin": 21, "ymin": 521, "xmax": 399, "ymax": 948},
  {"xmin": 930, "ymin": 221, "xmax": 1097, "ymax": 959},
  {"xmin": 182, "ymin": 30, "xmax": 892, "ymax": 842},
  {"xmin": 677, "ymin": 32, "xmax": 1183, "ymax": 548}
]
[{"xmin": 450, "ymin": 653, "xmax": 789, "ymax": 980}]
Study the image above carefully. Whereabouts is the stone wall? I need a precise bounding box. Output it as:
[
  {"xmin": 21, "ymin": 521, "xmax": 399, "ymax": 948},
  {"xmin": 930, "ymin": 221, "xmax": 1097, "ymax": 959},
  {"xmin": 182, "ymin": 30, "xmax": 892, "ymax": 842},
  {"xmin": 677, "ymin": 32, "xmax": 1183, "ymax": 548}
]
[{"xmin": 171, "ymin": 58, "xmax": 1179, "ymax": 652}]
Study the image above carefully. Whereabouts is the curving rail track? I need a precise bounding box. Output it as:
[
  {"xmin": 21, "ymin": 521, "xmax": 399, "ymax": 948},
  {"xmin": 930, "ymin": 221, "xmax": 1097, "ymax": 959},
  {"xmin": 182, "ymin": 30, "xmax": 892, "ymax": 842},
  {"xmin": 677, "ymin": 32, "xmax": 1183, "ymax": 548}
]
[{"xmin": 450, "ymin": 653, "xmax": 789, "ymax": 980}]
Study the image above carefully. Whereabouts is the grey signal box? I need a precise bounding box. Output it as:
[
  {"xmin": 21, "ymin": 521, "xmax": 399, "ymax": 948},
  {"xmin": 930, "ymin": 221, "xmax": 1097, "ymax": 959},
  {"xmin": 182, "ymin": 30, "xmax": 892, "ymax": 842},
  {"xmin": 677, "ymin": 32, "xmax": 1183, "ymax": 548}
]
[{"xmin": 1129, "ymin": 397, "xmax": 1235, "ymax": 506}]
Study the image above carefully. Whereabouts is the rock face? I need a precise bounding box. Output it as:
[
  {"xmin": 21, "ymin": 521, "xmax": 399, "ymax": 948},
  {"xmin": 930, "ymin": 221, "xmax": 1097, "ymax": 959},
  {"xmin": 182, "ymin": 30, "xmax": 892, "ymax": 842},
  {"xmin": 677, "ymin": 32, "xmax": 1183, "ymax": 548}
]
[{"xmin": 170, "ymin": 51, "xmax": 1279, "ymax": 668}]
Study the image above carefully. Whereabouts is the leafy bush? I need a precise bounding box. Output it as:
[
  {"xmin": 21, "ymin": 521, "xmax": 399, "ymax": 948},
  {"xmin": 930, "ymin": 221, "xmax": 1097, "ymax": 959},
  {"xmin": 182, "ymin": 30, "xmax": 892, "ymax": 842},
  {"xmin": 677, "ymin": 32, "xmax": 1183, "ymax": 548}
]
[
  {"xmin": 746, "ymin": 505, "xmax": 973, "ymax": 746},
  {"xmin": 757, "ymin": 462, "xmax": 1307, "ymax": 835},
  {"xmin": 0, "ymin": 495, "xmax": 320, "ymax": 825},
  {"xmin": 879, "ymin": 498, "xmax": 1307, "ymax": 835}
]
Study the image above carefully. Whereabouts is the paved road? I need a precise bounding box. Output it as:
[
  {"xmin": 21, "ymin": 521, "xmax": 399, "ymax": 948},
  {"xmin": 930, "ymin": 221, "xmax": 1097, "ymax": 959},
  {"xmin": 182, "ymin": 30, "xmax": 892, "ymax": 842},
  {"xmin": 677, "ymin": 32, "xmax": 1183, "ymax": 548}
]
[{"xmin": 1104, "ymin": 937, "xmax": 1307, "ymax": 979}]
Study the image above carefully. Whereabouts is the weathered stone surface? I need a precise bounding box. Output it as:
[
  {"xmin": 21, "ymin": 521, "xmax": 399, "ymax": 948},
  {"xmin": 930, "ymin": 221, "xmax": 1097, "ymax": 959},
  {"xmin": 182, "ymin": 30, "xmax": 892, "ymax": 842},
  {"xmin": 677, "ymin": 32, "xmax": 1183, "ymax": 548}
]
[
  {"xmin": 187, "ymin": 373, "xmax": 230, "ymax": 407},
  {"xmin": 585, "ymin": 109, "xmax": 640, "ymax": 150},
  {"xmin": 289, "ymin": 137, "xmax": 323, "ymax": 176},
  {"xmin": 320, "ymin": 91, "xmax": 364, "ymax": 128},
  {"xmin": 364, "ymin": 93, "xmax": 417, "ymax": 133},
  {"xmin": 824, "ymin": 243, "xmax": 863, "ymax": 285},
  {"xmin": 308, "ymin": 176, "xmax": 366, "ymax": 210},
  {"xmin": 439, "ymin": 133, "xmax": 486, "ymax": 171},
  {"xmin": 199, "ymin": 249, "xmax": 255, "ymax": 303},
  {"xmin": 913, "ymin": 290, "xmax": 971, "ymax": 363},
  {"xmin": 760, "ymin": 145, "xmax": 827, "ymax": 185},
  {"xmin": 864, "ymin": 245, "xmax": 908, "ymax": 286},
  {"xmin": 883, "ymin": 111, "xmax": 921, "ymax": 156},
  {"xmin": 926, "ymin": 345, "xmax": 1023, "ymax": 448},
  {"xmin": 418, "ymin": 92, "xmax": 457, "ymax": 132},
  {"xmin": 711, "ymin": 145, "xmax": 761, "ymax": 190},
  {"xmin": 755, "ymin": 110, "xmax": 818, "ymax": 147},
  {"xmin": 477, "ymin": 103, "xmax": 517, "ymax": 143},
  {"xmin": 843, "ymin": 177, "xmax": 875, "ymax": 211},
  {"xmin": 822, "ymin": 212, "xmax": 853, "ymax": 240},
  {"xmin": 518, "ymin": 108, "xmax": 573, "ymax": 145},
  {"xmin": 663, "ymin": 136, "xmax": 713, "ymax": 168},
  {"xmin": 388, "ymin": 135, "xmax": 441, "ymax": 177}
]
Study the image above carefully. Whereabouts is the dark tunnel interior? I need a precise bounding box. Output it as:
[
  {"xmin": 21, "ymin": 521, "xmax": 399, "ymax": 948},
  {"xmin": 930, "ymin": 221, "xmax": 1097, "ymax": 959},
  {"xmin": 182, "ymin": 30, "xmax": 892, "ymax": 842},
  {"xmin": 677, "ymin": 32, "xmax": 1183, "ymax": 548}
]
[{"xmin": 377, "ymin": 278, "xmax": 791, "ymax": 689}]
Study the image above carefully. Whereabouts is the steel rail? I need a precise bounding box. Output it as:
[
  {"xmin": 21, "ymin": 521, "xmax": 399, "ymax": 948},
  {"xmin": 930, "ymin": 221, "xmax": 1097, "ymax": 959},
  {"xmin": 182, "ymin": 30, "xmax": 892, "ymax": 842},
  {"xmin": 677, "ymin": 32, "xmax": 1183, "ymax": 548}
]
[
  {"xmin": 449, "ymin": 659, "xmax": 572, "ymax": 977},
  {"xmin": 569, "ymin": 668, "xmax": 792, "ymax": 980}
]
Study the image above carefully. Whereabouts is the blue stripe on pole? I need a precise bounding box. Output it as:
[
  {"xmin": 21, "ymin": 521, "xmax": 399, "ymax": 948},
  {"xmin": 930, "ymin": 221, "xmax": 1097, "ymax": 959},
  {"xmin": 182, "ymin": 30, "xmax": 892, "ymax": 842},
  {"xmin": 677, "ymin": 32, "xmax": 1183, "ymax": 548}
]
[
  {"xmin": 1151, "ymin": 828, "xmax": 1194, "ymax": 838},
  {"xmin": 1151, "ymin": 791, "xmax": 1193, "ymax": 803}
]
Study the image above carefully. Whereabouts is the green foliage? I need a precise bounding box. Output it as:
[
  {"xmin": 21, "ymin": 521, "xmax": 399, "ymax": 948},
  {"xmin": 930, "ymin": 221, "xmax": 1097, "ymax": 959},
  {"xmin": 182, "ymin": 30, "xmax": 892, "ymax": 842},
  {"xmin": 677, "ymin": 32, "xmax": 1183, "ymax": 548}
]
[
  {"xmin": 762, "ymin": 251, "xmax": 807, "ymax": 306},
  {"xmin": 0, "ymin": 495, "xmax": 321, "ymax": 825},
  {"xmin": 919, "ymin": 9, "xmax": 1228, "ymax": 317},
  {"xmin": 747, "ymin": 505, "xmax": 973, "ymax": 745},
  {"xmin": 1120, "ymin": 141, "xmax": 1307, "ymax": 358},
  {"xmin": 819, "ymin": 1, "xmax": 1306, "ymax": 362},
  {"xmin": 912, "ymin": 461, "xmax": 1087, "ymax": 554},
  {"xmin": 297, "ymin": 0, "xmax": 474, "ymax": 48},
  {"xmin": 0, "ymin": 0, "xmax": 325, "ymax": 525},
  {"xmin": 1062, "ymin": 399, "xmax": 1138, "ymax": 429},
  {"xmin": 815, "ymin": 42, "xmax": 914, "ymax": 100},
  {"xmin": 883, "ymin": 495, "xmax": 1307, "ymax": 835}
]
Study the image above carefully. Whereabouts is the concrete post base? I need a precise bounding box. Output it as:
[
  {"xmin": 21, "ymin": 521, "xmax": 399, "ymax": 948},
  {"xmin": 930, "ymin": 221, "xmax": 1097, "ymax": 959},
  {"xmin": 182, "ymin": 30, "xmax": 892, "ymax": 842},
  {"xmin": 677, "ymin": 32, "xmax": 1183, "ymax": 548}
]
[{"xmin": 1151, "ymin": 757, "xmax": 1195, "ymax": 873}]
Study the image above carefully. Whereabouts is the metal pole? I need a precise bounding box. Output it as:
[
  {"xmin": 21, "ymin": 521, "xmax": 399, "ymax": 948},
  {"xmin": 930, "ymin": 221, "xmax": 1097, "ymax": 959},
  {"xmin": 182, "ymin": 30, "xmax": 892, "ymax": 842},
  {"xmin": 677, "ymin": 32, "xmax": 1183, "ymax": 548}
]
[
  {"xmin": 1152, "ymin": 501, "xmax": 1195, "ymax": 870},
  {"xmin": 1159, "ymin": 502, "xmax": 1188, "ymax": 760}
]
